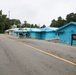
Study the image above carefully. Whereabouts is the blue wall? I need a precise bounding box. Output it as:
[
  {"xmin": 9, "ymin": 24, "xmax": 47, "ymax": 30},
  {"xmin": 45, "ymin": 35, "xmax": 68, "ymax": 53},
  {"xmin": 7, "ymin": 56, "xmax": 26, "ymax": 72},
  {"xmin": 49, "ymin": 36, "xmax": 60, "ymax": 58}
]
[
  {"xmin": 30, "ymin": 32, "xmax": 36, "ymax": 38},
  {"xmin": 58, "ymin": 24, "xmax": 76, "ymax": 45},
  {"xmin": 40, "ymin": 32, "xmax": 46, "ymax": 40},
  {"xmin": 31, "ymin": 31, "xmax": 58, "ymax": 40},
  {"xmin": 30, "ymin": 32, "xmax": 46, "ymax": 39},
  {"xmin": 13, "ymin": 27, "xmax": 59, "ymax": 40},
  {"xmin": 13, "ymin": 32, "xmax": 19, "ymax": 36},
  {"xmin": 13, "ymin": 31, "xmax": 27, "ymax": 37},
  {"xmin": 45, "ymin": 31, "xmax": 58, "ymax": 40}
]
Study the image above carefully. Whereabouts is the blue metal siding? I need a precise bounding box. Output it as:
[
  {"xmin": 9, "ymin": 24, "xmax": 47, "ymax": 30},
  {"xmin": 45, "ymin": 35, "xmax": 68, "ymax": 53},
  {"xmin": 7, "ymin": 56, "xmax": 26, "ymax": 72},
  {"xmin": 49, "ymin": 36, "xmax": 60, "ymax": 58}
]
[
  {"xmin": 40, "ymin": 32, "xmax": 46, "ymax": 40},
  {"xmin": 13, "ymin": 32, "xmax": 19, "ymax": 37},
  {"xmin": 46, "ymin": 32, "xmax": 54, "ymax": 40},
  {"xmin": 36, "ymin": 32, "xmax": 46, "ymax": 40},
  {"xmin": 59, "ymin": 24, "xmax": 76, "ymax": 45},
  {"xmin": 30, "ymin": 32, "xmax": 36, "ymax": 38},
  {"xmin": 45, "ymin": 32, "xmax": 58, "ymax": 40},
  {"xmin": 59, "ymin": 32, "xmax": 71, "ymax": 44},
  {"xmin": 36, "ymin": 32, "xmax": 41, "ymax": 39},
  {"xmin": 73, "ymin": 40, "xmax": 76, "ymax": 45},
  {"xmin": 13, "ymin": 31, "xmax": 27, "ymax": 37}
]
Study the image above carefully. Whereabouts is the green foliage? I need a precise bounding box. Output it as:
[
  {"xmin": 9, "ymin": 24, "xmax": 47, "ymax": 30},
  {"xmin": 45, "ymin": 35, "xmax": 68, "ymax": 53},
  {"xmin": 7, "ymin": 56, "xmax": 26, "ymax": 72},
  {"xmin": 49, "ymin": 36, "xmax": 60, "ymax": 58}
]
[
  {"xmin": 34, "ymin": 24, "xmax": 40, "ymax": 28},
  {"xmin": 50, "ymin": 12, "xmax": 76, "ymax": 27},
  {"xmin": 57, "ymin": 17, "xmax": 66, "ymax": 27},
  {"xmin": 0, "ymin": 10, "xmax": 7, "ymax": 33},
  {"xmin": 10, "ymin": 19, "xmax": 21, "ymax": 25},
  {"xmin": 50, "ymin": 19, "xmax": 57, "ymax": 27},
  {"xmin": 0, "ymin": 11, "xmax": 15, "ymax": 32},
  {"xmin": 41, "ymin": 24, "xmax": 46, "ymax": 28},
  {"xmin": 23, "ymin": 20, "xmax": 40, "ymax": 28},
  {"xmin": 66, "ymin": 13, "xmax": 76, "ymax": 23},
  {"xmin": 17, "ymin": 24, "xmax": 21, "ymax": 28},
  {"xmin": 18, "ymin": 28, "xmax": 23, "ymax": 30},
  {"xmin": 0, "ymin": 10, "xmax": 2, "ymax": 15},
  {"xmin": 25, "ymin": 28, "xmax": 27, "ymax": 30},
  {"xmin": 0, "ymin": 10, "xmax": 21, "ymax": 33},
  {"xmin": 4, "ymin": 18, "xmax": 11, "ymax": 30},
  {"xmin": 1, "ymin": 10, "xmax": 76, "ymax": 33},
  {"xmin": 29, "ymin": 24, "xmax": 34, "ymax": 28},
  {"xmin": 0, "ymin": 10, "xmax": 43, "ymax": 33}
]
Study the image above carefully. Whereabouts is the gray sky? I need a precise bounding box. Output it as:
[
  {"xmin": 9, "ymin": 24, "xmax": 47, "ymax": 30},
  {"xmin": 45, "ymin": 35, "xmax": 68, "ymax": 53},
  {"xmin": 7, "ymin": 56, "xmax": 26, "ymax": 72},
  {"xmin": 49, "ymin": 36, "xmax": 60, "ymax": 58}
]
[{"xmin": 0, "ymin": 0, "xmax": 76, "ymax": 26}]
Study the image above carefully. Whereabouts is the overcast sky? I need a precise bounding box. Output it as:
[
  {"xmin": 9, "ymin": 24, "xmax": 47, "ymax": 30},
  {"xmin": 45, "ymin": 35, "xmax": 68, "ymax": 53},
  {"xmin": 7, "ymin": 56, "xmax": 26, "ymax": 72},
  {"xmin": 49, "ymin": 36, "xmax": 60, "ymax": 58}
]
[{"xmin": 0, "ymin": 0, "xmax": 76, "ymax": 26}]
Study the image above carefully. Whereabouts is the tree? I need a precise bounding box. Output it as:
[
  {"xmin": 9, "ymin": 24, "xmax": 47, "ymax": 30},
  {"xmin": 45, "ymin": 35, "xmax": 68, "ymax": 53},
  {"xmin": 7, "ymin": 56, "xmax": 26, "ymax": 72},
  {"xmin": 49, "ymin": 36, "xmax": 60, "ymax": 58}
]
[
  {"xmin": 50, "ymin": 19, "xmax": 57, "ymax": 27},
  {"xmin": 57, "ymin": 16, "xmax": 66, "ymax": 27},
  {"xmin": 41, "ymin": 24, "xmax": 46, "ymax": 28},
  {"xmin": 50, "ymin": 13, "xmax": 76, "ymax": 27},
  {"xmin": 27, "ymin": 23, "xmax": 31, "ymax": 28},
  {"xmin": 22, "ymin": 20, "xmax": 40, "ymax": 28},
  {"xmin": 66, "ymin": 13, "xmax": 76, "ymax": 23},
  {"xmin": 50, "ymin": 16, "xmax": 66, "ymax": 27},
  {"xmin": 23, "ymin": 20, "xmax": 27, "ymax": 27},
  {"xmin": 4, "ymin": 18, "xmax": 11, "ymax": 30},
  {"xmin": 34, "ymin": 24, "xmax": 39, "ymax": 28},
  {"xmin": 31, "ymin": 24, "xmax": 34, "ymax": 28},
  {"xmin": 0, "ymin": 10, "xmax": 7, "ymax": 33},
  {"xmin": 10, "ymin": 19, "xmax": 21, "ymax": 25}
]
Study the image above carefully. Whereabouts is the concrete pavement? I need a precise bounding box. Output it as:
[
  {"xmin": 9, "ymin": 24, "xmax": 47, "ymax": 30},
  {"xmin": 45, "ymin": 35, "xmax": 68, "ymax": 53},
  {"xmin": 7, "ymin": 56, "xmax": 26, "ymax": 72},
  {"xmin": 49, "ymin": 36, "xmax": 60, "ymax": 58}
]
[{"xmin": 0, "ymin": 34, "xmax": 76, "ymax": 75}]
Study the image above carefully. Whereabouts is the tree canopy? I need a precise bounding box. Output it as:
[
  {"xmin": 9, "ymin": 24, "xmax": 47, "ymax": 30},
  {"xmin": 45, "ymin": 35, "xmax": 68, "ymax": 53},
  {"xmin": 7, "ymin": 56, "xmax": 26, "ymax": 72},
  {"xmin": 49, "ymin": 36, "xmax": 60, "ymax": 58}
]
[
  {"xmin": 10, "ymin": 19, "xmax": 21, "ymax": 25},
  {"xmin": 22, "ymin": 20, "xmax": 40, "ymax": 28},
  {"xmin": 0, "ymin": 10, "xmax": 7, "ymax": 33},
  {"xmin": 0, "ymin": 10, "xmax": 76, "ymax": 33},
  {"xmin": 41, "ymin": 24, "xmax": 46, "ymax": 28},
  {"xmin": 66, "ymin": 13, "xmax": 76, "ymax": 23},
  {"xmin": 50, "ymin": 12, "xmax": 76, "ymax": 27},
  {"xmin": 0, "ymin": 10, "xmax": 21, "ymax": 33}
]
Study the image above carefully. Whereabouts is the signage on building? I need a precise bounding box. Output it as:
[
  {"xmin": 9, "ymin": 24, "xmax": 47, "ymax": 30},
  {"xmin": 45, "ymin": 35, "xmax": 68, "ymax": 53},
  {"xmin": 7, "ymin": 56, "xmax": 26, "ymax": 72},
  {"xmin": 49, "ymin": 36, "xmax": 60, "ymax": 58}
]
[{"xmin": 72, "ymin": 34, "xmax": 76, "ymax": 40}]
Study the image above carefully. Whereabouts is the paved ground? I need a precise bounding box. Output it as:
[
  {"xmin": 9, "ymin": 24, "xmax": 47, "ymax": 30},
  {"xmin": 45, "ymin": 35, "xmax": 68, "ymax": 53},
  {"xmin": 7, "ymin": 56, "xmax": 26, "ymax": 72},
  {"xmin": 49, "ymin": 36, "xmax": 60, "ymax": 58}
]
[
  {"xmin": 6, "ymin": 34, "xmax": 76, "ymax": 63},
  {"xmin": 0, "ymin": 34, "xmax": 76, "ymax": 75}
]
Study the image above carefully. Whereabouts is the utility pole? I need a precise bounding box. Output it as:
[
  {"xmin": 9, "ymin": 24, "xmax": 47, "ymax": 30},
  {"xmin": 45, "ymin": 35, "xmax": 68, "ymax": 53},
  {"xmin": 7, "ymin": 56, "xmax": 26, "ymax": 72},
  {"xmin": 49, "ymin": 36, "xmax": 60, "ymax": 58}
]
[{"xmin": 8, "ymin": 11, "xmax": 10, "ymax": 19}]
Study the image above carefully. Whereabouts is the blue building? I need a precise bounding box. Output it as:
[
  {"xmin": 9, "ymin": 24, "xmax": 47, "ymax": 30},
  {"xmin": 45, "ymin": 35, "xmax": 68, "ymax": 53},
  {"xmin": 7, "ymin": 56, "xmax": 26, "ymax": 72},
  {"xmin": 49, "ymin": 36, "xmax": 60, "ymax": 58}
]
[
  {"xmin": 13, "ymin": 30, "xmax": 28, "ymax": 37},
  {"xmin": 40, "ymin": 27, "xmax": 59, "ymax": 40},
  {"xmin": 13, "ymin": 27, "xmax": 59, "ymax": 40},
  {"xmin": 30, "ymin": 28, "xmax": 41, "ymax": 39},
  {"xmin": 57, "ymin": 22, "xmax": 76, "ymax": 45},
  {"xmin": 30, "ymin": 27, "xmax": 58, "ymax": 40}
]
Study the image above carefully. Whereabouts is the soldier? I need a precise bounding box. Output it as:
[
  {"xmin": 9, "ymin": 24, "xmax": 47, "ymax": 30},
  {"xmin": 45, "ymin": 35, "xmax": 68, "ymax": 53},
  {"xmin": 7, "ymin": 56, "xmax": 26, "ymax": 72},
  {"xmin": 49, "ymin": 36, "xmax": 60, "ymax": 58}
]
[{"xmin": 19, "ymin": 33, "xmax": 24, "ymax": 39}]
